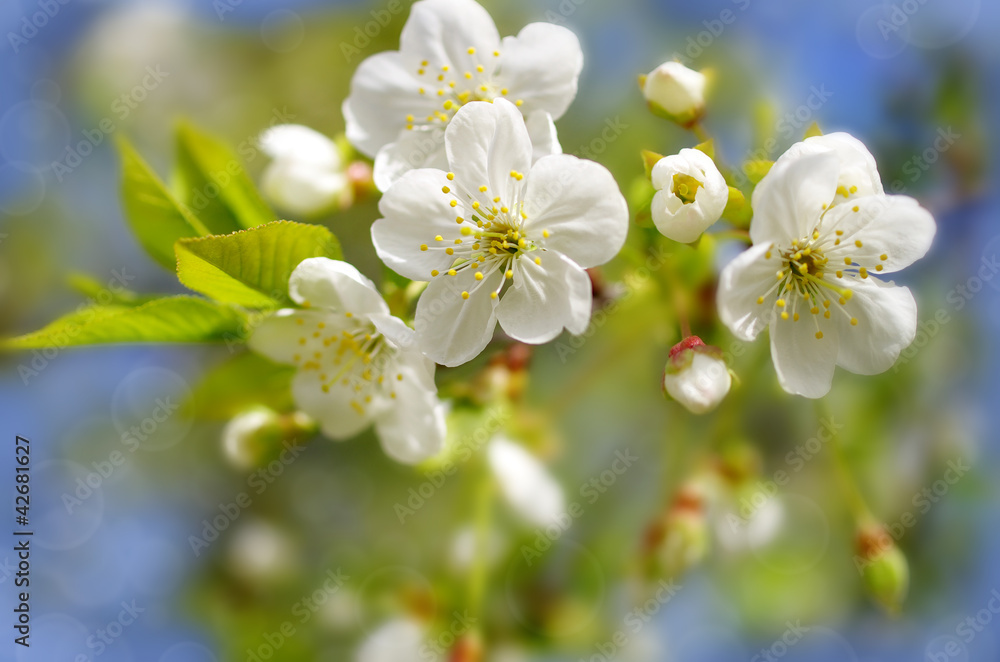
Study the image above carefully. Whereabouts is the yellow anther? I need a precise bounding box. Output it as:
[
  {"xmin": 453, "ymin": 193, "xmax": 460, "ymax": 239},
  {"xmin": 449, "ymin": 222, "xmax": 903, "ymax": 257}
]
[
  {"xmin": 855, "ymin": 240, "xmax": 863, "ymax": 248},
  {"xmin": 776, "ymin": 299, "xmax": 786, "ymax": 308},
  {"xmin": 435, "ymin": 235, "xmax": 443, "ymax": 241},
  {"xmin": 836, "ymin": 230, "xmax": 844, "ymax": 236},
  {"xmin": 836, "ymin": 270, "xmax": 843, "ymax": 278},
  {"xmin": 406, "ymin": 114, "xmax": 414, "ymax": 122},
  {"xmin": 448, "ymin": 269, "xmax": 457, "ymax": 276},
  {"xmin": 757, "ymin": 296, "xmax": 764, "ymax": 304},
  {"xmin": 442, "ymin": 65, "xmax": 450, "ymax": 71},
  {"xmin": 296, "ymin": 318, "xmax": 304, "ymax": 325},
  {"xmin": 431, "ymin": 270, "xmax": 439, "ymax": 277},
  {"xmin": 479, "ymin": 185, "xmax": 488, "ymax": 192},
  {"xmin": 810, "ymin": 306, "xmax": 819, "ymax": 315},
  {"xmin": 500, "ymin": 87, "xmax": 508, "ymax": 95},
  {"xmin": 461, "ymin": 227, "xmax": 473, "ymax": 236},
  {"xmin": 765, "ymin": 251, "xmax": 772, "ymax": 259},
  {"xmin": 542, "ymin": 229, "xmax": 550, "ymax": 238},
  {"xmin": 472, "ymin": 201, "xmax": 480, "ymax": 209},
  {"xmin": 876, "ymin": 264, "xmax": 884, "ymax": 272},
  {"xmin": 781, "ymin": 311, "xmax": 789, "ymax": 320},
  {"xmin": 454, "ymin": 238, "xmax": 462, "ymax": 244},
  {"xmin": 844, "ymin": 257, "xmax": 852, "ymax": 265},
  {"xmin": 456, "ymin": 216, "xmax": 464, "ymax": 224},
  {"xmin": 474, "ymin": 272, "xmax": 484, "ymax": 281},
  {"xmin": 515, "ymin": 99, "xmax": 524, "ymax": 106},
  {"xmin": 467, "ymin": 47, "xmax": 476, "ymax": 54},
  {"xmin": 823, "ymin": 310, "xmax": 831, "ymax": 319},
  {"xmin": 823, "ymin": 300, "xmax": 831, "ymax": 308},
  {"xmin": 445, "ymin": 248, "xmax": 454, "ymax": 255},
  {"xmin": 534, "ymin": 257, "xmax": 542, "ymax": 265},
  {"xmin": 813, "ymin": 230, "xmax": 820, "ymax": 240},
  {"xmin": 850, "ymin": 318, "xmax": 858, "ymax": 326},
  {"xmin": 838, "ymin": 296, "xmax": 847, "ymax": 305},
  {"xmin": 465, "ymin": 72, "xmax": 473, "ymax": 79},
  {"xmin": 443, "ymin": 100, "xmax": 454, "ymax": 110},
  {"xmin": 447, "ymin": 172, "xmax": 455, "ymax": 180},
  {"xmin": 490, "ymin": 291, "xmax": 498, "ymax": 299},
  {"xmin": 859, "ymin": 267, "xmax": 868, "ymax": 279},
  {"xmin": 461, "ymin": 291, "xmax": 470, "ymax": 300},
  {"xmin": 852, "ymin": 205, "xmax": 860, "ymax": 212},
  {"xmin": 505, "ymin": 269, "xmax": 513, "ymax": 279},
  {"xmin": 420, "ymin": 243, "xmax": 428, "ymax": 251},
  {"xmin": 815, "ymin": 331, "xmax": 824, "ymax": 339},
  {"xmin": 849, "ymin": 185, "xmax": 858, "ymax": 194},
  {"xmin": 880, "ymin": 253, "xmax": 888, "ymax": 261},
  {"xmin": 450, "ymin": 200, "xmax": 458, "ymax": 207},
  {"xmin": 793, "ymin": 313, "xmax": 800, "ymax": 321},
  {"xmin": 419, "ymin": 88, "xmax": 425, "ymax": 94},
  {"xmin": 417, "ymin": 69, "xmax": 425, "ymax": 75}
]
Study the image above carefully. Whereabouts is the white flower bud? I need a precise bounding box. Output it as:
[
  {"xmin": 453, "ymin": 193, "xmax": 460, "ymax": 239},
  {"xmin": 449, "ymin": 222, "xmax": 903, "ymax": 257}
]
[
  {"xmin": 641, "ymin": 61, "xmax": 707, "ymax": 124},
  {"xmin": 650, "ymin": 149, "xmax": 728, "ymax": 243},
  {"xmin": 663, "ymin": 337, "xmax": 731, "ymax": 415},
  {"xmin": 222, "ymin": 408, "xmax": 280, "ymax": 469},
  {"xmin": 259, "ymin": 124, "xmax": 351, "ymax": 216},
  {"xmin": 487, "ymin": 436, "xmax": 565, "ymax": 528}
]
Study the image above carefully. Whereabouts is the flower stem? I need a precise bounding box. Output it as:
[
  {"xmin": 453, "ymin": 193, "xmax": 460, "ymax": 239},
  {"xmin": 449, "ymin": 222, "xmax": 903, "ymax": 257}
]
[
  {"xmin": 819, "ymin": 399, "xmax": 873, "ymax": 525},
  {"xmin": 466, "ymin": 460, "xmax": 496, "ymax": 619},
  {"xmin": 690, "ymin": 122, "xmax": 711, "ymax": 143}
]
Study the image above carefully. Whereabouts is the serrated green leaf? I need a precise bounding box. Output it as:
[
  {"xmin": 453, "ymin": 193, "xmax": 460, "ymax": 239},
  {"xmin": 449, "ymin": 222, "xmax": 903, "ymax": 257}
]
[
  {"xmin": 175, "ymin": 220, "xmax": 343, "ymax": 308},
  {"xmin": 3, "ymin": 296, "xmax": 248, "ymax": 349},
  {"xmin": 117, "ymin": 136, "xmax": 209, "ymax": 270},
  {"xmin": 67, "ymin": 272, "xmax": 158, "ymax": 307},
  {"xmin": 174, "ymin": 121, "xmax": 275, "ymax": 232},
  {"xmin": 189, "ymin": 352, "xmax": 296, "ymax": 420}
]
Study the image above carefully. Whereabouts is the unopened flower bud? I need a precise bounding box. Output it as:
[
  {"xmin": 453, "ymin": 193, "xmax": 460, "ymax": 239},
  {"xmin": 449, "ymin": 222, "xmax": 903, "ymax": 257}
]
[
  {"xmin": 645, "ymin": 484, "xmax": 709, "ymax": 579},
  {"xmin": 663, "ymin": 336, "xmax": 732, "ymax": 414},
  {"xmin": 855, "ymin": 525, "xmax": 909, "ymax": 614},
  {"xmin": 640, "ymin": 61, "xmax": 707, "ymax": 126},
  {"xmin": 449, "ymin": 631, "xmax": 483, "ymax": 662},
  {"xmin": 259, "ymin": 124, "xmax": 352, "ymax": 216}
]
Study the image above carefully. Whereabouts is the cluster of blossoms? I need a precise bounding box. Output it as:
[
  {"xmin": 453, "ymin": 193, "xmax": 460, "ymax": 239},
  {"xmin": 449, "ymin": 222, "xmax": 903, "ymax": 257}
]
[
  {"xmin": 641, "ymin": 62, "xmax": 935, "ymax": 406},
  {"xmin": 249, "ymin": 0, "xmax": 627, "ymax": 471}
]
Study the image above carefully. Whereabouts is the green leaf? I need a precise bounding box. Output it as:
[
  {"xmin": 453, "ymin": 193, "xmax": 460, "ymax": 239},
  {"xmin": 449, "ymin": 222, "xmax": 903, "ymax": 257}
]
[
  {"xmin": 3, "ymin": 296, "xmax": 248, "ymax": 349},
  {"xmin": 174, "ymin": 121, "xmax": 275, "ymax": 233},
  {"xmin": 66, "ymin": 272, "xmax": 158, "ymax": 307},
  {"xmin": 188, "ymin": 352, "xmax": 296, "ymax": 420},
  {"xmin": 175, "ymin": 220, "xmax": 343, "ymax": 308},
  {"xmin": 117, "ymin": 136, "xmax": 209, "ymax": 269}
]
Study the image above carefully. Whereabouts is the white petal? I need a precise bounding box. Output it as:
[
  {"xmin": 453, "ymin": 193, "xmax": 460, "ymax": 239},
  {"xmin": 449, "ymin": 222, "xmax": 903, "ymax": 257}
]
[
  {"xmin": 769, "ymin": 314, "xmax": 839, "ymax": 398},
  {"xmin": 259, "ymin": 124, "xmax": 341, "ymax": 169},
  {"xmin": 751, "ymin": 150, "xmax": 840, "ymax": 245},
  {"xmin": 524, "ymin": 110, "xmax": 562, "ymax": 161},
  {"xmin": 497, "ymin": 22, "xmax": 583, "ymax": 120},
  {"xmin": 373, "ymin": 169, "xmax": 466, "ymax": 281},
  {"xmin": 649, "ymin": 149, "xmax": 727, "ymax": 243},
  {"xmin": 521, "ymin": 154, "xmax": 629, "ymax": 268},
  {"xmin": 343, "ymin": 51, "xmax": 437, "ymax": 159},
  {"xmin": 372, "ymin": 127, "xmax": 449, "ymax": 192},
  {"xmin": 716, "ymin": 243, "xmax": 778, "ymax": 341},
  {"xmin": 821, "ymin": 195, "xmax": 936, "ymax": 273},
  {"xmin": 248, "ymin": 309, "xmax": 335, "ymax": 365},
  {"xmin": 288, "ymin": 258, "xmax": 388, "ymax": 317},
  {"xmin": 783, "ymin": 132, "xmax": 883, "ymax": 198},
  {"xmin": 399, "ymin": 0, "xmax": 501, "ymax": 75},
  {"xmin": 496, "ymin": 251, "xmax": 591, "ymax": 344},
  {"xmin": 261, "ymin": 161, "xmax": 347, "ymax": 216},
  {"xmin": 356, "ymin": 618, "xmax": 431, "ymax": 662},
  {"xmin": 369, "ymin": 313, "xmax": 437, "ymax": 392},
  {"xmin": 833, "ymin": 276, "xmax": 917, "ymax": 375},
  {"xmin": 373, "ymin": 365, "xmax": 445, "ymax": 464},
  {"xmin": 643, "ymin": 61, "xmax": 706, "ymax": 117},
  {"xmin": 444, "ymin": 99, "xmax": 532, "ymax": 204},
  {"xmin": 414, "ymin": 266, "xmax": 503, "ymax": 367},
  {"xmin": 291, "ymin": 371, "xmax": 374, "ymax": 440},
  {"xmin": 488, "ymin": 436, "xmax": 565, "ymax": 528}
]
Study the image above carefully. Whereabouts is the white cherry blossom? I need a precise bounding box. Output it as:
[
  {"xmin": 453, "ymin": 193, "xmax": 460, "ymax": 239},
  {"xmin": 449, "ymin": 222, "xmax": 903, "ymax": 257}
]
[
  {"xmin": 662, "ymin": 336, "xmax": 731, "ymax": 414},
  {"xmin": 650, "ymin": 148, "xmax": 728, "ymax": 243},
  {"xmin": 249, "ymin": 258, "xmax": 445, "ymax": 463},
  {"xmin": 717, "ymin": 138, "xmax": 936, "ymax": 398},
  {"xmin": 371, "ymin": 99, "xmax": 628, "ymax": 367},
  {"xmin": 487, "ymin": 435, "xmax": 565, "ymax": 528},
  {"xmin": 259, "ymin": 124, "xmax": 351, "ymax": 216},
  {"xmin": 641, "ymin": 61, "xmax": 707, "ymax": 124},
  {"xmin": 343, "ymin": 0, "xmax": 583, "ymax": 190}
]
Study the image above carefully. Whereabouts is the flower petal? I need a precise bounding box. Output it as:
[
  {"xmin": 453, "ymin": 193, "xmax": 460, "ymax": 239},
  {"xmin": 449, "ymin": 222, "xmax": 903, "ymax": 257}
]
[
  {"xmin": 399, "ymin": 0, "xmax": 501, "ymax": 75},
  {"xmin": 369, "ymin": 313, "xmax": 438, "ymax": 392},
  {"xmin": 261, "ymin": 161, "xmax": 346, "ymax": 216},
  {"xmin": 415, "ymin": 266, "xmax": 503, "ymax": 367},
  {"xmin": 751, "ymin": 150, "xmax": 840, "ymax": 245},
  {"xmin": 768, "ymin": 314, "xmax": 839, "ymax": 398},
  {"xmin": 373, "ymin": 367, "xmax": 446, "ymax": 464},
  {"xmin": 343, "ymin": 51, "xmax": 438, "ymax": 159},
  {"xmin": 373, "ymin": 169, "xmax": 467, "ymax": 281},
  {"xmin": 291, "ymin": 370, "xmax": 374, "ymax": 440},
  {"xmin": 260, "ymin": 124, "xmax": 341, "ymax": 168},
  {"xmin": 488, "ymin": 435, "xmax": 565, "ymax": 528},
  {"xmin": 521, "ymin": 154, "xmax": 629, "ymax": 268},
  {"xmin": 372, "ymin": 127, "xmax": 449, "ymax": 192},
  {"xmin": 496, "ymin": 251, "xmax": 591, "ymax": 343},
  {"xmin": 444, "ymin": 99, "xmax": 532, "ymax": 205},
  {"xmin": 524, "ymin": 110, "xmax": 562, "ymax": 161},
  {"xmin": 649, "ymin": 149, "xmax": 727, "ymax": 243},
  {"xmin": 248, "ymin": 309, "xmax": 334, "ymax": 365},
  {"xmin": 717, "ymin": 243, "xmax": 778, "ymax": 341},
  {"xmin": 783, "ymin": 132, "xmax": 883, "ymax": 198},
  {"xmin": 821, "ymin": 195, "xmax": 936, "ymax": 273},
  {"xmin": 288, "ymin": 258, "xmax": 388, "ymax": 316},
  {"xmin": 498, "ymin": 22, "xmax": 583, "ymax": 120},
  {"xmin": 833, "ymin": 276, "xmax": 917, "ymax": 375}
]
